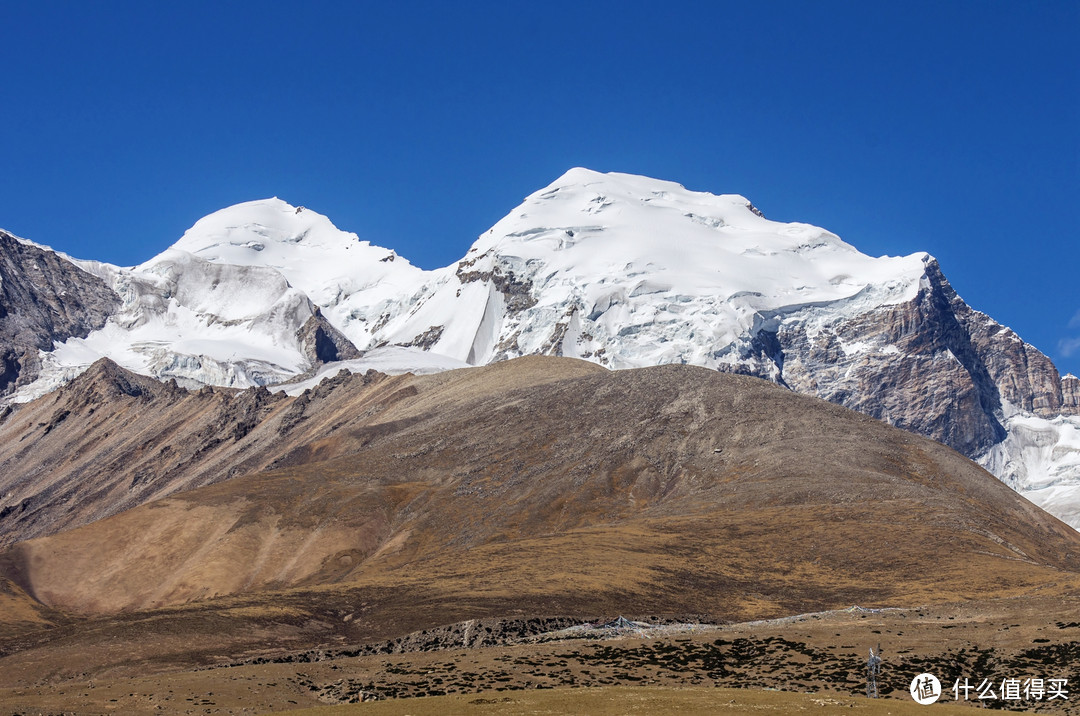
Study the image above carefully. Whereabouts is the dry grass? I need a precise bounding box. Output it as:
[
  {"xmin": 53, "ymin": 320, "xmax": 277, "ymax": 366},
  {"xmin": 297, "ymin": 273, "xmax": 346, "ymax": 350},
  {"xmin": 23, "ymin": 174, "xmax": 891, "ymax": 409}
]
[
  {"xmin": 2, "ymin": 596, "xmax": 1078, "ymax": 714},
  {"xmin": 287, "ymin": 686, "xmax": 984, "ymax": 716}
]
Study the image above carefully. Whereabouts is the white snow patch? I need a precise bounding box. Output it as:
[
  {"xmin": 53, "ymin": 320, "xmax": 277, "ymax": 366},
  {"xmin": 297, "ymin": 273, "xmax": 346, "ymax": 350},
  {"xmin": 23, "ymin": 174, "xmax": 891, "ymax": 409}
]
[
  {"xmin": 980, "ymin": 413, "xmax": 1080, "ymax": 529},
  {"xmin": 275, "ymin": 348, "xmax": 470, "ymax": 395}
]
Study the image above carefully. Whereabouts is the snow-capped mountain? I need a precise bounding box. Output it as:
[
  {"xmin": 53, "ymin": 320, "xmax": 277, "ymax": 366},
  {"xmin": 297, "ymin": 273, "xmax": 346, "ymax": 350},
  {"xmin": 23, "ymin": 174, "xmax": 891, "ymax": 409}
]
[
  {"xmin": 4, "ymin": 221, "xmax": 361, "ymax": 399},
  {"xmin": 2, "ymin": 169, "xmax": 1078, "ymax": 528},
  {"xmin": 373, "ymin": 168, "xmax": 929, "ymax": 372},
  {"xmin": 168, "ymin": 199, "xmax": 428, "ymax": 351}
]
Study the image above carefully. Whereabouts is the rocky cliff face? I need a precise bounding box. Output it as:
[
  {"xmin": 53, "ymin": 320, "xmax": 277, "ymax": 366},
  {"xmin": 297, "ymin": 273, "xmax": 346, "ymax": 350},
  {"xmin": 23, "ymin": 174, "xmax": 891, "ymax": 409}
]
[
  {"xmin": 958, "ymin": 316, "xmax": 1076, "ymax": 420},
  {"xmin": 297, "ymin": 309, "xmax": 363, "ymax": 366},
  {"xmin": 769, "ymin": 258, "xmax": 1076, "ymax": 458},
  {"xmin": 1064, "ymin": 375, "xmax": 1080, "ymax": 412},
  {"xmin": 0, "ymin": 231, "xmax": 119, "ymax": 395},
  {"xmin": 772, "ymin": 259, "xmax": 1006, "ymax": 457}
]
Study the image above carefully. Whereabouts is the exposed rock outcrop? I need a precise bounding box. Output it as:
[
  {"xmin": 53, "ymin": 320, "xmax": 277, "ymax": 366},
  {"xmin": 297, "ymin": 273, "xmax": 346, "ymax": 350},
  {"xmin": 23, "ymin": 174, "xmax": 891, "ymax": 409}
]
[
  {"xmin": 0, "ymin": 231, "xmax": 119, "ymax": 395},
  {"xmin": 297, "ymin": 308, "xmax": 363, "ymax": 365},
  {"xmin": 1061, "ymin": 374, "xmax": 1080, "ymax": 413},
  {"xmin": 772, "ymin": 259, "xmax": 1047, "ymax": 457}
]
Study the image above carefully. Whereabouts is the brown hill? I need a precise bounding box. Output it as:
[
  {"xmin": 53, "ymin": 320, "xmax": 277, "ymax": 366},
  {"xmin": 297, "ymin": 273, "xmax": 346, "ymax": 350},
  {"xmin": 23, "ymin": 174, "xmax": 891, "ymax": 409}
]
[
  {"xmin": 0, "ymin": 356, "xmax": 602, "ymax": 546},
  {"xmin": 0, "ymin": 575, "xmax": 57, "ymax": 636},
  {"xmin": 4, "ymin": 357, "xmax": 1079, "ymax": 633}
]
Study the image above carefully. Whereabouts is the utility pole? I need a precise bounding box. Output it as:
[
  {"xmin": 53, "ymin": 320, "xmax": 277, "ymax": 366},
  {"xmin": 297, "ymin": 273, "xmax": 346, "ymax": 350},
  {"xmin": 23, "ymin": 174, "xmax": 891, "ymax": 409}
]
[{"xmin": 866, "ymin": 643, "xmax": 882, "ymax": 698}]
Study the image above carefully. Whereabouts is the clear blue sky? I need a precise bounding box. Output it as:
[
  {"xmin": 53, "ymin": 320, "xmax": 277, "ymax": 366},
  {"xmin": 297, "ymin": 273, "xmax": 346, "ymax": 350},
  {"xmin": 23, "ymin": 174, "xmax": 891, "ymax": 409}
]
[{"xmin": 2, "ymin": 2, "xmax": 1077, "ymax": 375}]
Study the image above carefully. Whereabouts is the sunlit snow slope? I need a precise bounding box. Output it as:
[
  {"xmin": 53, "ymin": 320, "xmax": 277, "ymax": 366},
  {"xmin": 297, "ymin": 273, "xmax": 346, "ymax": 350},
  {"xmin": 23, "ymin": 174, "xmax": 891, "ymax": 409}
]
[
  {"xmin": 376, "ymin": 168, "xmax": 928, "ymax": 373},
  {"xmin": 170, "ymin": 199, "xmax": 429, "ymax": 349},
  {"xmin": 981, "ymin": 410, "xmax": 1080, "ymax": 527}
]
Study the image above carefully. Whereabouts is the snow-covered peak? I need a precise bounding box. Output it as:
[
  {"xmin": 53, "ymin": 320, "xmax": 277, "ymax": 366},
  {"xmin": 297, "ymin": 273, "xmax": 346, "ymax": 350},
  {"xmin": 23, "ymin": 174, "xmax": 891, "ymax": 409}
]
[
  {"xmin": 464, "ymin": 168, "xmax": 927, "ymax": 313},
  {"xmin": 153, "ymin": 198, "xmax": 431, "ymax": 348},
  {"xmin": 536, "ymin": 167, "xmax": 758, "ymax": 215},
  {"xmin": 165, "ymin": 198, "xmax": 424, "ymax": 304},
  {"xmin": 171, "ymin": 198, "xmax": 357, "ymax": 259},
  {"xmin": 370, "ymin": 169, "xmax": 934, "ymax": 373}
]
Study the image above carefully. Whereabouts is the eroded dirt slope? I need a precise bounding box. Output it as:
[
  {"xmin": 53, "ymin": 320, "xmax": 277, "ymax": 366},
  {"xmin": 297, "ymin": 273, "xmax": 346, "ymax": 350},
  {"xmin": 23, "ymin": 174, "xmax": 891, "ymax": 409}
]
[
  {"xmin": 5, "ymin": 358, "xmax": 1079, "ymax": 630},
  {"xmin": 0, "ymin": 355, "xmax": 604, "ymax": 546}
]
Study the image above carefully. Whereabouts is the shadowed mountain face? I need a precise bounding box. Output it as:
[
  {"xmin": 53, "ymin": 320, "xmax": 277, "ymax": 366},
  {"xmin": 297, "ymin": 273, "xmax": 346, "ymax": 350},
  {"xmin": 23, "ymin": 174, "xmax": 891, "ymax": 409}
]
[
  {"xmin": 3, "ymin": 358, "xmax": 1079, "ymax": 641},
  {"xmin": 0, "ymin": 358, "xmax": 351, "ymax": 546},
  {"xmin": 0, "ymin": 357, "xmax": 603, "ymax": 547},
  {"xmin": 0, "ymin": 231, "xmax": 119, "ymax": 395}
]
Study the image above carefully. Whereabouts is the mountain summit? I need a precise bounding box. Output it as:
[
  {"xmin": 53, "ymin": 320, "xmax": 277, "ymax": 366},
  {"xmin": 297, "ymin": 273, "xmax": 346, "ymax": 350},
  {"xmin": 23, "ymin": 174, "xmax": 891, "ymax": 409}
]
[
  {"xmin": 375, "ymin": 167, "xmax": 929, "ymax": 370},
  {"xmin": 1, "ymin": 169, "xmax": 1078, "ymax": 526},
  {"xmin": 169, "ymin": 197, "xmax": 426, "ymax": 328}
]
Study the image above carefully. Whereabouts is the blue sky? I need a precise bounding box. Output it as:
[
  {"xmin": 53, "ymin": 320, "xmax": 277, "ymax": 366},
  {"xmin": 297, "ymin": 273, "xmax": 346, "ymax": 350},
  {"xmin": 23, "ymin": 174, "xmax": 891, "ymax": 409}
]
[{"xmin": 2, "ymin": 2, "xmax": 1078, "ymax": 375}]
